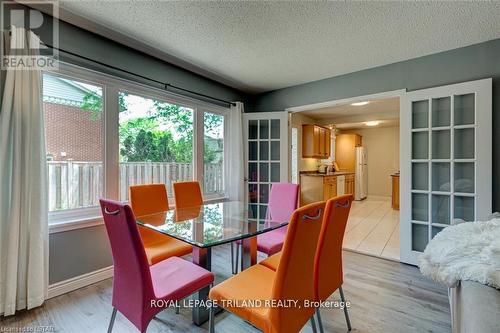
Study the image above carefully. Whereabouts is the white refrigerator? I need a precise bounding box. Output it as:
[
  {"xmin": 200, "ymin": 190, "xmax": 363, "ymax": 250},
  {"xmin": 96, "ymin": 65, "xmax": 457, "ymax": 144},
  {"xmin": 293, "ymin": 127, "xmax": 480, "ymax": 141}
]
[{"xmin": 355, "ymin": 147, "xmax": 367, "ymax": 200}]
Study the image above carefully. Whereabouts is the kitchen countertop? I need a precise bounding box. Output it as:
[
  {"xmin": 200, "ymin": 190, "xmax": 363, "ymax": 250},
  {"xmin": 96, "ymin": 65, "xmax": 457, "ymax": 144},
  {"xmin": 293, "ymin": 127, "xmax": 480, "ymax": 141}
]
[{"xmin": 300, "ymin": 171, "xmax": 355, "ymax": 177}]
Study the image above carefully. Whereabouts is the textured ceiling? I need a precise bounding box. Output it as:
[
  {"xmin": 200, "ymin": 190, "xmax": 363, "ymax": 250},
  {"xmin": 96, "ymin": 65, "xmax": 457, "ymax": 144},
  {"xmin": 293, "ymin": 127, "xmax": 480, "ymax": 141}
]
[
  {"xmin": 300, "ymin": 97, "xmax": 400, "ymax": 129},
  {"xmin": 334, "ymin": 119, "xmax": 400, "ymax": 130},
  {"xmin": 59, "ymin": 1, "xmax": 500, "ymax": 93},
  {"xmin": 301, "ymin": 98, "xmax": 399, "ymax": 121}
]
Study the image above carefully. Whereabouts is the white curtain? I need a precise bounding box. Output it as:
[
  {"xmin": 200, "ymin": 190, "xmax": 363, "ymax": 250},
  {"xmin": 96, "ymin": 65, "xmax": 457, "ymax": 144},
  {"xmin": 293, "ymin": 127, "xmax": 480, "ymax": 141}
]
[
  {"xmin": 0, "ymin": 27, "xmax": 48, "ymax": 315},
  {"xmin": 227, "ymin": 102, "xmax": 244, "ymax": 201}
]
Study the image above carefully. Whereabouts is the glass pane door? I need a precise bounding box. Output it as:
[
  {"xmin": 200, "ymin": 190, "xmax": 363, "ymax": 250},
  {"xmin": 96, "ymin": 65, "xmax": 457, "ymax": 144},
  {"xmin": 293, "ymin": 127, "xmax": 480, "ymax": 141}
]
[
  {"xmin": 401, "ymin": 79, "xmax": 492, "ymax": 265},
  {"xmin": 244, "ymin": 112, "xmax": 288, "ymax": 220}
]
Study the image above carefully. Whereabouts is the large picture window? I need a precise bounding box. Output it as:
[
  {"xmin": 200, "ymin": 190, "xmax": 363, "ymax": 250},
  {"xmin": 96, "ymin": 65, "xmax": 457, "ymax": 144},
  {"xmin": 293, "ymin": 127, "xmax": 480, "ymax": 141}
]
[{"xmin": 44, "ymin": 64, "xmax": 229, "ymax": 228}]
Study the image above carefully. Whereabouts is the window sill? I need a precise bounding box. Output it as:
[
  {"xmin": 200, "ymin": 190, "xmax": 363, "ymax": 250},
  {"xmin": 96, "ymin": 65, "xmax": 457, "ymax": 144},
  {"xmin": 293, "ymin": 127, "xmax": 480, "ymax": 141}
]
[
  {"xmin": 202, "ymin": 195, "xmax": 229, "ymax": 204},
  {"xmin": 49, "ymin": 216, "xmax": 104, "ymax": 234},
  {"xmin": 48, "ymin": 196, "xmax": 229, "ymax": 234}
]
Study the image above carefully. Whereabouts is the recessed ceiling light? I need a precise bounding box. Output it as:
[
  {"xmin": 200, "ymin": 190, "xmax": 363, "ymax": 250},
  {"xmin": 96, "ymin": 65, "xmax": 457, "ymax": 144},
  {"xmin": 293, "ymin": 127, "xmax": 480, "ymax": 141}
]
[
  {"xmin": 366, "ymin": 121, "xmax": 380, "ymax": 126},
  {"xmin": 351, "ymin": 101, "xmax": 369, "ymax": 106}
]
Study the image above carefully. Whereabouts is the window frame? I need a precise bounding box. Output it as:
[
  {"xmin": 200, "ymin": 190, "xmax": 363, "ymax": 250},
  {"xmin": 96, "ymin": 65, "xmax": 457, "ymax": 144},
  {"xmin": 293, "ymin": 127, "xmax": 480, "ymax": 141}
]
[
  {"xmin": 43, "ymin": 70, "xmax": 107, "ymax": 229},
  {"xmin": 201, "ymin": 108, "xmax": 229, "ymax": 200},
  {"xmin": 46, "ymin": 61, "xmax": 230, "ymax": 233}
]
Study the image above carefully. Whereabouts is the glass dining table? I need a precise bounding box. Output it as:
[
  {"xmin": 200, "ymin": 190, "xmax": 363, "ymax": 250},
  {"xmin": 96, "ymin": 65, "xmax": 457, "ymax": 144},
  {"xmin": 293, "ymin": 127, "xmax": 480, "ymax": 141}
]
[{"xmin": 135, "ymin": 201, "xmax": 289, "ymax": 326}]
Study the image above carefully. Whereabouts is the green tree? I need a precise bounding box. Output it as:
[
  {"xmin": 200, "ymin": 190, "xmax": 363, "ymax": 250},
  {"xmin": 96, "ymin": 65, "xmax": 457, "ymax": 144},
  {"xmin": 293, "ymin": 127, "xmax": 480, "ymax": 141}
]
[
  {"xmin": 157, "ymin": 132, "xmax": 175, "ymax": 162},
  {"xmin": 120, "ymin": 128, "xmax": 177, "ymax": 162},
  {"xmin": 119, "ymin": 118, "xmax": 158, "ymax": 145},
  {"xmin": 82, "ymin": 91, "xmax": 224, "ymax": 163},
  {"xmin": 153, "ymin": 101, "xmax": 223, "ymax": 134},
  {"xmin": 204, "ymin": 142, "xmax": 217, "ymax": 163},
  {"xmin": 153, "ymin": 101, "xmax": 193, "ymax": 134},
  {"xmin": 81, "ymin": 91, "xmax": 128, "ymax": 120}
]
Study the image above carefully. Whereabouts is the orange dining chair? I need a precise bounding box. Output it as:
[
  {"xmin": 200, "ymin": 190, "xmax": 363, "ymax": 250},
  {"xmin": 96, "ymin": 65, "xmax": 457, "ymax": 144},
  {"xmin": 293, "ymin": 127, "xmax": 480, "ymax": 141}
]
[
  {"xmin": 208, "ymin": 201, "xmax": 326, "ymax": 333},
  {"xmin": 172, "ymin": 181, "xmax": 203, "ymax": 209},
  {"xmin": 129, "ymin": 184, "xmax": 192, "ymax": 266},
  {"xmin": 260, "ymin": 195, "xmax": 354, "ymax": 332},
  {"xmin": 313, "ymin": 194, "xmax": 353, "ymax": 332}
]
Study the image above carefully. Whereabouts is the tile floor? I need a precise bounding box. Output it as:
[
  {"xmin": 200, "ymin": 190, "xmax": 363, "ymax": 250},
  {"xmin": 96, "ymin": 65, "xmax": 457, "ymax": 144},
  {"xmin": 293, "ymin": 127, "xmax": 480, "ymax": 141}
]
[{"xmin": 343, "ymin": 197, "xmax": 400, "ymax": 261}]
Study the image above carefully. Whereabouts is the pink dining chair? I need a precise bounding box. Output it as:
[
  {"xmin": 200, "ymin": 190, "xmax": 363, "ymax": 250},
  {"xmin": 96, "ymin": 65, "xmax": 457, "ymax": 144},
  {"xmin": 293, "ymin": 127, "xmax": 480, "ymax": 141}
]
[
  {"xmin": 99, "ymin": 199, "xmax": 214, "ymax": 333},
  {"xmin": 231, "ymin": 183, "xmax": 299, "ymax": 273}
]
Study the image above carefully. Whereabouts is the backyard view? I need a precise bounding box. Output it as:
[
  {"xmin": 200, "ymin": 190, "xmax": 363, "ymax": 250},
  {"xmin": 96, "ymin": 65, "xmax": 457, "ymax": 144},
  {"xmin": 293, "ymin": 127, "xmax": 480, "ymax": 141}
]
[{"xmin": 43, "ymin": 74, "xmax": 224, "ymax": 212}]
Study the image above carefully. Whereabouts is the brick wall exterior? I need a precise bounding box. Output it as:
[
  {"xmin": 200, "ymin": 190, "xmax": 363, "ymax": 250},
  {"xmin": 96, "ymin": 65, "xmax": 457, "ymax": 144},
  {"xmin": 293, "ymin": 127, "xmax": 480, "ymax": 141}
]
[{"xmin": 44, "ymin": 102, "xmax": 102, "ymax": 161}]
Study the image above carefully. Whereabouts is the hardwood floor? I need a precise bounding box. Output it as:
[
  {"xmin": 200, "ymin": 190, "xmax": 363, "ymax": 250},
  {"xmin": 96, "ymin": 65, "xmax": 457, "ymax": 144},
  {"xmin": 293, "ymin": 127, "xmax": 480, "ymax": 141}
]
[
  {"xmin": 343, "ymin": 197, "xmax": 400, "ymax": 261},
  {"xmin": 0, "ymin": 247, "xmax": 450, "ymax": 333}
]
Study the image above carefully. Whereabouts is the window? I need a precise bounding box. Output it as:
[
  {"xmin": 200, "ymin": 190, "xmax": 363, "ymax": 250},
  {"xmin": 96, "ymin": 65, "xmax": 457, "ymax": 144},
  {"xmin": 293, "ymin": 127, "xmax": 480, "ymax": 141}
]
[
  {"xmin": 43, "ymin": 73, "xmax": 104, "ymax": 213},
  {"xmin": 45, "ymin": 63, "xmax": 229, "ymax": 229},
  {"xmin": 204, "ymin": 112, "xmax": 224, "ymax": 195},
  {"xmin": 118, "ymin": 91, "xmax": 195, "ymax": 200}
]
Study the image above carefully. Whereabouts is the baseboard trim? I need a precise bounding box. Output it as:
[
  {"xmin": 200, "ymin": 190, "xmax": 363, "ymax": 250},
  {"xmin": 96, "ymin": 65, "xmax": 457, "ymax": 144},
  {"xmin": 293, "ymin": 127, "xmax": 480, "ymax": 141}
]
[
  {"xmin": 367, "ymin": 195, "xmax": 391, "ymax": 201},
  {"xmin": 343, "ymin": 247, "xmax": 400, "ymax": 263},
  {"xmin": 47, "ymin": 266, "xmax": 113, "ymax": 299}
]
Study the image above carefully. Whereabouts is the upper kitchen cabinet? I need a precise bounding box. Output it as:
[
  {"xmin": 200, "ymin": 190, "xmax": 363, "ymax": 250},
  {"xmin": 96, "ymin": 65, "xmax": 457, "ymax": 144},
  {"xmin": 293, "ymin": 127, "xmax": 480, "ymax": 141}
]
[
  {"xmin": 335, "ymin": 133, "xmax": 362, "ymax": 171},
  {"xmin": 302, "ymin": 124, "xmax": 331, "ymax": 158}
]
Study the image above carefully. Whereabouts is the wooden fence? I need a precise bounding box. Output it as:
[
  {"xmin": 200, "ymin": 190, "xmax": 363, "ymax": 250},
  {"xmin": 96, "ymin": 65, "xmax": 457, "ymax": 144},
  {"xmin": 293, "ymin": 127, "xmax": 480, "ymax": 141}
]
[{"xmin": 47, "ymin": 161, "xmax": 224, "ymax": 211}]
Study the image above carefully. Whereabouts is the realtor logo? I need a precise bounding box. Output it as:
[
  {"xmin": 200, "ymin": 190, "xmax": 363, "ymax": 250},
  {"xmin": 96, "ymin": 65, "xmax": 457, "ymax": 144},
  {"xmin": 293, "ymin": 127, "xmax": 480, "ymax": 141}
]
[{"xmin": 1, "ymin": 1, "xmax": 59, "ymax": 70}]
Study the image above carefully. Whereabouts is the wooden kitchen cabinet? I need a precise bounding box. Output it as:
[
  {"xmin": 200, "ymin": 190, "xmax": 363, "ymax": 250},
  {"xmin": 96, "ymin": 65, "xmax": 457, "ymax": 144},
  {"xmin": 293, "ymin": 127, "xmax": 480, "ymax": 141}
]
[
  {"xmin": 302, "ymin": 125, "xmax": 331, "ymax": 158},
  {"xmin": 300, "ymin": 173, "xmax": 355, "ymax": 205},
  {"xmin": 335, "ymin": 133, "xmax": 362, "ymax": 171},
  {"xmin": 325, "ymin": 129, "xmax": 331, "ymax": 157},
  {"xmin": 391, "ymin": 174, "xmax": 400, "ymax": 210},
  {"xmin": 300, "ymin": 174, "xmax": 337, "ymax": 205},
  {"xmin": 323, "ymin": 176, "xmax": 337, "ymax": 200},
  {"xmin": 345, "ymin": 174, "xmax": 355, "ymax": 195}
]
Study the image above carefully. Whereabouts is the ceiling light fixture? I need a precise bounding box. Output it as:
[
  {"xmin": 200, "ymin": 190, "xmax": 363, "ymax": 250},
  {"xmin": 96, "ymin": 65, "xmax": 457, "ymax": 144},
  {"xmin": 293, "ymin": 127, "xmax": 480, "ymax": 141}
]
[
  {"xmin": 351, "ymin": 101, "xmax": 369, "ymax": 106},
  {"xmin": 366, "ymin": 121, "xmax": 380, "ymax": 127}
]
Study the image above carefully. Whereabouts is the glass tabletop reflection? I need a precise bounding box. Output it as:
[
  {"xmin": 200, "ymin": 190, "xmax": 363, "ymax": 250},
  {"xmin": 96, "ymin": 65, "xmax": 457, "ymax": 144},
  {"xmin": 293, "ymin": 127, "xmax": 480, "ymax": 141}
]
[{"xmin": 135, "ymin": 201, "xmax": 288, "ymax": 248}]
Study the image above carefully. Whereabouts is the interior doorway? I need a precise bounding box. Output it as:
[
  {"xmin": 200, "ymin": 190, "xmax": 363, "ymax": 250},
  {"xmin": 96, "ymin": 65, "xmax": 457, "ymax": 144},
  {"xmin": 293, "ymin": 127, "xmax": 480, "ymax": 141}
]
[{"xmin": 287, "ymin": 90, "xmax": 403, "ymax": 261}]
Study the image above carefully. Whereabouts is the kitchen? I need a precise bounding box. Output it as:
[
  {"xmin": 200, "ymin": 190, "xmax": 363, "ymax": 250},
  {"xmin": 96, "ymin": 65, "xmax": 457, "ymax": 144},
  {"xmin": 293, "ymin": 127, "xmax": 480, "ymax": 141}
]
[
  {"xmin": 290, "ymin": 97, "xmax": 401, "ymax": 260},
  {"xmin": 300, "ymin": 129, "xmax": 360, "ymax": 205}
]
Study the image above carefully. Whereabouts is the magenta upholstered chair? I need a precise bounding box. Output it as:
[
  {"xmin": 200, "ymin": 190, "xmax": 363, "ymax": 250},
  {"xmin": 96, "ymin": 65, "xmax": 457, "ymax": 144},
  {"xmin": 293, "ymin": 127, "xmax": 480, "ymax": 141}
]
[
  {"xmin": 231, "ymin": 183, "xmax": 299, "ymax": 273},
  {"xmin": 99, "ymin": 199, "xmax": 214, "ymax": 333}
]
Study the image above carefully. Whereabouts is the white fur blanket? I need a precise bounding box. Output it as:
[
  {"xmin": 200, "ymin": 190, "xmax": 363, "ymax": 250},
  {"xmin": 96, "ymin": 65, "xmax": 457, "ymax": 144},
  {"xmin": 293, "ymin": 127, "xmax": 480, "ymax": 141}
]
[{"xmin": 419, "ymin": 218, "xmax": 500, "ymax": 289}]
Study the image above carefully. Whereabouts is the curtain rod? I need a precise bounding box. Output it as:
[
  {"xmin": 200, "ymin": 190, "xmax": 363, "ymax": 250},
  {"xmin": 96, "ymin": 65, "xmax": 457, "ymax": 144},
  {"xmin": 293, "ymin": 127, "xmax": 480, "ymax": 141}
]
[{"xmin": 43, "ymin": 43, "xmax": 236, "ymax": 107}]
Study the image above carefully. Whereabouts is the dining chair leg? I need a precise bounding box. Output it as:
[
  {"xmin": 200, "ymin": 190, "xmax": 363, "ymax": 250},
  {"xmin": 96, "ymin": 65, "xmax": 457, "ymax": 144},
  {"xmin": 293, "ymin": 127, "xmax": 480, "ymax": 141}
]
[
  {"xmin": 107, "ymin": 307, "xmax": 117, "ymax": 333},
  {"xmin": 231, "ymin": 242, "xmax": 236, "ymax": 274},
  {"xmin": 235, "ymin": 244, "xmax": 240, "ymax": 273},
  {"xmin": 208, "ymin": 303, "xmax": 215, "ymax": 333},
  {"xmin": 310, "ymin": 313, "xmax": 318, "ymax": 333},
  {"xmin": 339, "ymin": 286, "xmax": 352, "ymax": 331},
  {"xmin": 316, "ymin": 308, "xmax": 325, "ymax": 333}
]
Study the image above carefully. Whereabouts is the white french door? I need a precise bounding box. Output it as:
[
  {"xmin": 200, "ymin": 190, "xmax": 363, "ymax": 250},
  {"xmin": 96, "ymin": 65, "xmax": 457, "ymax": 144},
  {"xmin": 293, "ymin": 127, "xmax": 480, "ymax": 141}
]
[
  {"xmin": 243, "ymin": 112, "xmax": 289, "ymax": 220},
  {"xmin": 400, "ymin": 78, "xmax": 492, "ymax": 265}
]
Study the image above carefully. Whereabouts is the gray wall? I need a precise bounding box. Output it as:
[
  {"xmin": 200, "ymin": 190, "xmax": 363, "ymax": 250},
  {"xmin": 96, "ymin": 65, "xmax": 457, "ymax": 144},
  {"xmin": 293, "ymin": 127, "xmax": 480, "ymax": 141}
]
[
  {"xmin": 249, "ymin": 38, "xmax": 500, "ymax": 212},
  {"xmin": 49, "ymin": 226, "xmax": 112, "ymax": 284}
]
